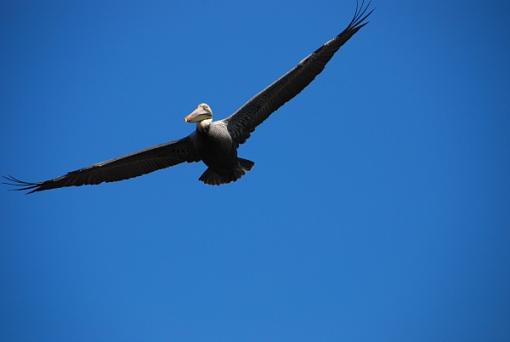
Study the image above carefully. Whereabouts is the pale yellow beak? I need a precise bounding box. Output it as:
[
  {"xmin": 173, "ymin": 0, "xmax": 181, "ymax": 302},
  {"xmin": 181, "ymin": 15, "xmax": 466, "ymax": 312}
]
[{"xmin": 184, "ymin": 107, "xmax": 211, "ymax": 123}]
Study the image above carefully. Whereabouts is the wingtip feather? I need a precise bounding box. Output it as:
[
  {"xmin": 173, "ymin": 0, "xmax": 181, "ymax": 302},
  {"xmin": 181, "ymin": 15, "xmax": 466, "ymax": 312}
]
[
  {"xmin": 349, "ymin": 0, "xmax": 373, "ymax": 29},
  {"xmin": 3, "ymin": 175, "xmax": 43, "ymax": 194}
]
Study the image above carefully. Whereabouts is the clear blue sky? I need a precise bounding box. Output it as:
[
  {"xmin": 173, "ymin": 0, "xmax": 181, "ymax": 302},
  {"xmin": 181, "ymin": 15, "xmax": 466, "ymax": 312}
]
[{"xmin": 1, "ymin": 1, "xmax": 509, "ymax": 341}]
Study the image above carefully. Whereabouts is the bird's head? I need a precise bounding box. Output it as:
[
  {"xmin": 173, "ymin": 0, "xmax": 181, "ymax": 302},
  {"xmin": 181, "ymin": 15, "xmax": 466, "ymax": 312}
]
[{"xmin": 184, "ymin": 103, "xmax": 213, "ymax": 123}]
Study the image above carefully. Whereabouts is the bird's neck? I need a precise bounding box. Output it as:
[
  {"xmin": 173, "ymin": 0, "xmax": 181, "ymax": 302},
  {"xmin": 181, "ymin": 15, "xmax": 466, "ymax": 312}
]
[{"xmin": 197, "ymin": 118, "xmax": 212, "ymax": 132}]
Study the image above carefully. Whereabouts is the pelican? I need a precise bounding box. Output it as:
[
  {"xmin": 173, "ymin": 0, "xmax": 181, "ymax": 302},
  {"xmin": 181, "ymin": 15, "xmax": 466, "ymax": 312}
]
[{"xmin": 5, "ymin": 3, "xmax": 372, "ymax": 193}]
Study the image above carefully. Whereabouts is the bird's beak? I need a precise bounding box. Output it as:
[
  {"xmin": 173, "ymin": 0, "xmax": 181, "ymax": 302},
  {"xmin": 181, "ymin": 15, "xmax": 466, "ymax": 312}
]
[{"xmin": 185, "ymin": 107, "xmax": 210, "ymax": 123}]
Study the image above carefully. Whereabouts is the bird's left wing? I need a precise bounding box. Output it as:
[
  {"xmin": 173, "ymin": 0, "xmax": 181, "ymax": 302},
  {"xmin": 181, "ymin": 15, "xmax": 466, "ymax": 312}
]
[
  {"xmin": 220, "ymin": 2, "xmax": 372, "ymax": 146},
  {"xmin": 4, "ymin": 135, "xmax": 200, "ymax": 193}
]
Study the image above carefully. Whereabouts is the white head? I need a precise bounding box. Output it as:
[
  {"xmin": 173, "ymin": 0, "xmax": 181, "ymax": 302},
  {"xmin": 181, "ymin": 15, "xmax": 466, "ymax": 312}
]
[{"xmin": 184, "ymin": 103, "xmax": 213, "ymax": 123}]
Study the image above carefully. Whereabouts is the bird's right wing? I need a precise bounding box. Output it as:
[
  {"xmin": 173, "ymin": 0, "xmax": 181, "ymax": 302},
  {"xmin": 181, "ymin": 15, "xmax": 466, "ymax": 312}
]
[
  {"xmin": 4, "ymin": 135, "xmax": 200, "ymax": 193},
  {"xmin": 220, "ymin": 1, "xmax": 372, "ymax": 147}
]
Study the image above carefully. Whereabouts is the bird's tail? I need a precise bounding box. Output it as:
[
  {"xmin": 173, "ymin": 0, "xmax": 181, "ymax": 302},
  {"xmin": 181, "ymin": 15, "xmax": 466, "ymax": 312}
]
[{"xmin": 199, "ymin": 158, "xmax": 254, "ymax": 186}]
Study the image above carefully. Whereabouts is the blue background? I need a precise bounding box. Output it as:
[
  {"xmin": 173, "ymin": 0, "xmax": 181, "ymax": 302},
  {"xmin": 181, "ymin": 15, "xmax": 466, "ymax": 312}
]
[{"xmin": 1, "ymin": 1, "xmax": 509, "ymax": 341}]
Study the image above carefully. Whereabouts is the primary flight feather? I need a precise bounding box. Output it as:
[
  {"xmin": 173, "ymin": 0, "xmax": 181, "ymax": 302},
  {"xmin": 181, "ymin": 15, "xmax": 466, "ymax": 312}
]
[{"xmin": 5, "ymin": 2, "xmax": 373, "ymax": 193}]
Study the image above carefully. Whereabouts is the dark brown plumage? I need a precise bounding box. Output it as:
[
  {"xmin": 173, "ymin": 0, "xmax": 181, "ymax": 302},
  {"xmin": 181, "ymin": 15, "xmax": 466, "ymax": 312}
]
[{"xmin": 4, "ymin": 2, "xmax": 372, "ymax": 193}]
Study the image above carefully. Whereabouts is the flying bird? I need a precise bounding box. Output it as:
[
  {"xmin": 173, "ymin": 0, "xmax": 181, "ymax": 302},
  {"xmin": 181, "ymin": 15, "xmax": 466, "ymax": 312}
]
[{"xmin": 5, "ymin": 3, "xmax": 372, "ymax": 193}]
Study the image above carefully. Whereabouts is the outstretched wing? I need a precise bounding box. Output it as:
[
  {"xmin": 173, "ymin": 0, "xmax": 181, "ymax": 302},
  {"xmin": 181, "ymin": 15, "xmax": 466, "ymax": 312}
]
[
  {"xmin": 4, "ymin": 135, "xmax": 200, "ymax": 193},
  {"xmin": 220, "ymin": 1, "xmax": 373, "ymax": 146}
]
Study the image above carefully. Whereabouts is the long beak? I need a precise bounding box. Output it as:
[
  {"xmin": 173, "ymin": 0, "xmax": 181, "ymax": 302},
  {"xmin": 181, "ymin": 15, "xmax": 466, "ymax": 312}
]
[{"xmin": 184, "ymin": 107, "xmax": 209, "ymax": 123}]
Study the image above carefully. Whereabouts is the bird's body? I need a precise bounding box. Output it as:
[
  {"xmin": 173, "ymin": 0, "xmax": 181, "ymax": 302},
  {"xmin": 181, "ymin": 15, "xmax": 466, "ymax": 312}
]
[
  {"xmin": 195, "ymin": 121, "xmax": 236, "ymax": 171},
  {"xmin": 5, "ymin": 2, "xmax": 372, "ymax": 193},
  {"xmin": 192, "ymin": 120, "xmax": 253, "ymax": 185}
]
